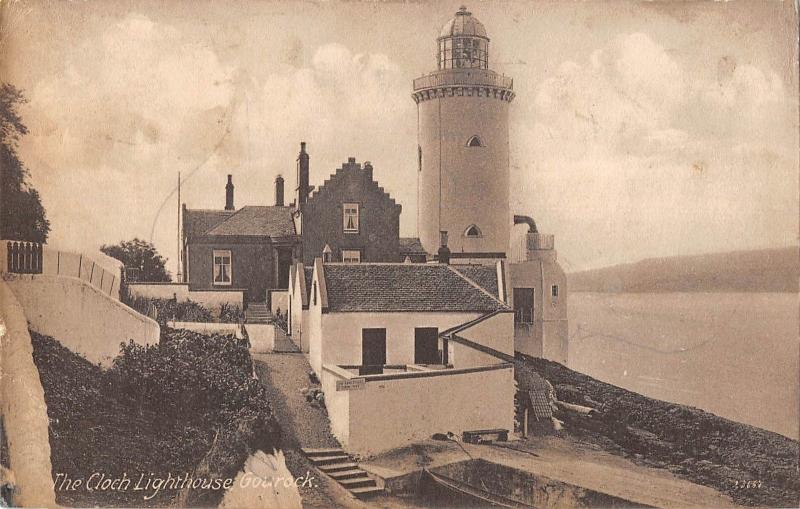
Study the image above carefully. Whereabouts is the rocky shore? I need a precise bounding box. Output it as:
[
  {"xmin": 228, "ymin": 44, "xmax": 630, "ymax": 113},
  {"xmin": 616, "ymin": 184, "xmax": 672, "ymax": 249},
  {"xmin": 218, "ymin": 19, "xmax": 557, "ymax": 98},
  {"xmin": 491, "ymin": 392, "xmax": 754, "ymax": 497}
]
[{"xmin": 517, "ymin": 353, "xmax": 799, "ymax": 507}]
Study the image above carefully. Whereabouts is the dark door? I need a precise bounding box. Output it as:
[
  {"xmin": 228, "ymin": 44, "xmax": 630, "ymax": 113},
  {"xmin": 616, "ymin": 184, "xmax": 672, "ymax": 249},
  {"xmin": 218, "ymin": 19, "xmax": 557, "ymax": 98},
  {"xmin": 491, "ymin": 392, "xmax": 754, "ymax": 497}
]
[
  {"xmin": 361, "ymin": 328, "xmax": 387, "ymax": 375},
  {"xmin": 277, "ymin": 249, "xmax": 292, "ymax": 289},
  {"xmin": 513, "ymin": 288, "xmax": 534, "ymax": 325},
  {"xmin": 414, "ymin": 327, "xmax": 439, "ymax": 364}
]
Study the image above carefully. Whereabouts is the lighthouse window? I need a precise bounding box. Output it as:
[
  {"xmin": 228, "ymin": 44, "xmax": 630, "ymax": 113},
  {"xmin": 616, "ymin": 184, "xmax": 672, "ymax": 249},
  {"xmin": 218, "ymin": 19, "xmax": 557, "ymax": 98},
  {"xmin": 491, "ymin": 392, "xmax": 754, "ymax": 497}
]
[
  {"xmin": 464, "ymin": 224, "xmax": 482, "ymax": 238},
  {"xmin": 466, "ymin": 136, "xmax": 483, "ymax": 147},
  {"xmin": 552, "ymin": 285, "xmax": 559, "ymax": 300}
]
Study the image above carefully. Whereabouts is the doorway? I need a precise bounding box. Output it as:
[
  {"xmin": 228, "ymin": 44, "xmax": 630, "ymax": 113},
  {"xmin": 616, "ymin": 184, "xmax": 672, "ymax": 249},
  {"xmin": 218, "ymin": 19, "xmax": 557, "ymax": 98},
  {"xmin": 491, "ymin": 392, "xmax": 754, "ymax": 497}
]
[
  {"xmin": 414, "ymin": 327, "xmax": 440, "ymax": 364},
  {"xmin": 361, "ymin": 328, "xmax": 387, "ymax": 375}
]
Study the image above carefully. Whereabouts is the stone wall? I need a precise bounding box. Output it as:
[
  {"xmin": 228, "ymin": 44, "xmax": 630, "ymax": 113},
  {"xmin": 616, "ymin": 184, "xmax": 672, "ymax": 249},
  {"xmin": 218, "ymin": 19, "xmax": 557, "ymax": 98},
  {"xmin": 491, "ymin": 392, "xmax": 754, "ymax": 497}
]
[{"xmin": 301, "ymin": 160, "xmax": 402, "ymax": 264}]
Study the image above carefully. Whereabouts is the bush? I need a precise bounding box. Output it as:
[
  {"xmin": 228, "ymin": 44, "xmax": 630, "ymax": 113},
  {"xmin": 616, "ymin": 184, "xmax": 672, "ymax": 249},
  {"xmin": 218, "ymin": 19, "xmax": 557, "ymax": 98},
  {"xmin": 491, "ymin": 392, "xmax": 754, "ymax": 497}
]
[
  {"xmin": 219, "ymin": 302, "xmax": 243, "ymax": 323},
  {"xmin": 123, "ymin": 296, "xmax": 213, "ymax": 325}
]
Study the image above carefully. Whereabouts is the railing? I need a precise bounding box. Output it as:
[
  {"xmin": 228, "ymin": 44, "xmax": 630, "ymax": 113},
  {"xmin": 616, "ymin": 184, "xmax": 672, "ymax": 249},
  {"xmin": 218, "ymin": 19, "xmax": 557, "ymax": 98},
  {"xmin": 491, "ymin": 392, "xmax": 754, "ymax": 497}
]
[
  {"xmin": 6, "ymin": 241, "xmax": 43, "ymax": 274},
  {"xmin": 527, "ymin": 233, "xmax": 555, "ymax": 251},
  {"xmin": 413, "ymin": 69, "xmax": 513, "ymax": 91}
]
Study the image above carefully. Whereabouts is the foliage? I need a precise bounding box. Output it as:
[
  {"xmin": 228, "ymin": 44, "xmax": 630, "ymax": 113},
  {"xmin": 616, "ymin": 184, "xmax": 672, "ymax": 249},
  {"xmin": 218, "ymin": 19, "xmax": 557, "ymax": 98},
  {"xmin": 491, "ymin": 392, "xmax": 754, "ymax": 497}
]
[
  {"xmin": 273, "ymin": 308, "xmax": 288, "ymax": 332},
  {"xmin": 0, "ymin": 83, "xmax": 50, "ymax": 242},
  {"xmin": 219, "ymin": 302, "xmax": 243, "ymax": 323},
  {"xmin": 125, "ymin": 296, "xmax": 217, "ymax": 325},
  {"xmin": 31, "ymin": 329, "xmax": 279, "ymax": 507},
  {"xmin": 101, "ymin": 238, "xmax": 171, "ymax": 282}
]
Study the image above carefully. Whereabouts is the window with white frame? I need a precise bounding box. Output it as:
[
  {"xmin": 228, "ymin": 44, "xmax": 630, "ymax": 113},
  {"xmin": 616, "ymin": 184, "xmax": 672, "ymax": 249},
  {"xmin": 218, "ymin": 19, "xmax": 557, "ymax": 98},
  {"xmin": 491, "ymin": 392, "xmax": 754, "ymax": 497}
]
[
  {"xmin": 213, "ymin": 250, "xmax": 232, "ymax": 285},
  {"xmin": 343, "ymin": 203, "xmax": 359, "ymax": 233},
  {"xmin": 342, "ymin": 249, "xmax": 361, "ymax": 263}
]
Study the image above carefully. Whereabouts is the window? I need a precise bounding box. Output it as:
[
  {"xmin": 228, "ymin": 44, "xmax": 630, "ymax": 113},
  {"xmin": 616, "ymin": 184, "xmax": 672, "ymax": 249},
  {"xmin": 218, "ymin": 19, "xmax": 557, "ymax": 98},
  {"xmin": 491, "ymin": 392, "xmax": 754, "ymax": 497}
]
[
  {"xmin": 322, "ymin": 244, "xmax": 332, "ymax": 263},
  {"xmin": 464, "ymin": 224, "xmax": 482, "ymax": 238},
  {"xmin": 343, "ymin": 203, "xmax": 359, "ymax": 233},
  {"xmin": 552, "ymin": 285, "xmax": 559, "ymax": 300},
  {"xmin": 513, "ymin": 288, "xmax": 534, "ymax": 325},
  {"xmin": 213, "ymin": 250, "xmax": 232, "ymax": 285},
  {"xmin": 466, "ymin": 135, "xmax": 483, "ymax": 147},
  {"xmin": 313, "ymin": 281, "xmax": 317, "ymax": 305},
  {"xmin": 342, "ymin": 249, "xmax": 361, "ymax": 263},
  {"xmin": 417, "ymin": 145, "xmax": 423, "ymax": 172}
]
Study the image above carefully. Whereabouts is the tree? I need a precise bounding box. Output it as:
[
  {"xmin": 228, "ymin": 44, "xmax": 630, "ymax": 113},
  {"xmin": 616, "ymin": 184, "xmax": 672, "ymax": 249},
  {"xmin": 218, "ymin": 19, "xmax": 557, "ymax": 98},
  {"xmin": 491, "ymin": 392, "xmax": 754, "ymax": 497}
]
[
  {"xmin": 1, "ymin": 83, "xmax": 50, "ymax": 242},
  {"xmin": 101, "ymin": 238, "xmax": 172, "ymax": 282}
]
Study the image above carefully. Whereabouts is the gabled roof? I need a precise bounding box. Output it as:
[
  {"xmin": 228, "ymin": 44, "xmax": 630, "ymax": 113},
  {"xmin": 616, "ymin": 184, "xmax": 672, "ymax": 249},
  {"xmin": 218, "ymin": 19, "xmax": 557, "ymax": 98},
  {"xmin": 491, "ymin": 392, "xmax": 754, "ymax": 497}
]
[
  {"xmin": 185, "ymin": 206, "xmax": 295, "ymax": 238},
  {"xmin": 308, "ymin": 161, "xmax": 401, "ymax": 212},
  {"xmin": 183, "ymin": 209, "xmax": 235, "ymax": 237},
  {"xmin": 452, "ymin": 265, "xmax": 499, "ymax": 298},
  {"xmin": 320, "ymin": 263, "xmax": 508, "ymax": 313},
  {"xmin": 399, "ymin": 237, "xmax": 428, "ymax": 256}
]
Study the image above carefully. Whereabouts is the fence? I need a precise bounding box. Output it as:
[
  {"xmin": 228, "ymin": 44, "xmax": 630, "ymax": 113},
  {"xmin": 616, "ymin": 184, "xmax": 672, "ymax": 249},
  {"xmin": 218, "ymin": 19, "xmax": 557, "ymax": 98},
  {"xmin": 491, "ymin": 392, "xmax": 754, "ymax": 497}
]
[
  {"xmin": 6, "ymin": 241, "xmax": 43, "ymax": 274},
  {"xmin": 1, "ymin": 241, "xmax": 122, "ymax": 299}
]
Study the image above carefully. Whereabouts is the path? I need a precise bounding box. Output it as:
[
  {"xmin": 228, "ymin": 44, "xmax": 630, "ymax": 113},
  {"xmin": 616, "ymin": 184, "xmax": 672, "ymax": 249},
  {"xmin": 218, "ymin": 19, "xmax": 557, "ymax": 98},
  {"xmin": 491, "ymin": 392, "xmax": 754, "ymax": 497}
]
[{"xmin": 252, "ymin": 353, "xmax": 369, "ymax": 509}]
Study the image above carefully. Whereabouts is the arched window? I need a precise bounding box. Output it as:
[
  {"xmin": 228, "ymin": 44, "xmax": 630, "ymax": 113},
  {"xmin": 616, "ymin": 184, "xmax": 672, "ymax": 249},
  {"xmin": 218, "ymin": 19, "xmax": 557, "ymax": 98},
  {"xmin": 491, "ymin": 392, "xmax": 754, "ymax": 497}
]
[
  {"xmin": 466, "ymin": 135, "xmax": 483, "ymax": 147},
  {"xmin": 464, "ymin": 224, "xmax": 482, "ymax": 238}
]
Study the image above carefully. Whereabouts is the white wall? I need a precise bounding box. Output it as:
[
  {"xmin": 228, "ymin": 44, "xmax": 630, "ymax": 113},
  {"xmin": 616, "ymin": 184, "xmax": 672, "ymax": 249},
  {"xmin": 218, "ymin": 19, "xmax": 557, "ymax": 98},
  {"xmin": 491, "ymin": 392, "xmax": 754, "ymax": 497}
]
[
  {"xmin": 270, "ymin": 290, "xmax": 289, "ymax": 315},
  {"xmin": 326, "ymin": 365, "xmax": 515, "ymax": 455},
  {"xmin": 449, "ymin": 311, "xmax": 514, "ymax": 368},
  {"xmin": 5, "ymin": 274, "xmax": 160, "ymax": 366},
  {"xmin": 0, "ymin": 280, "xmax": 58, "ymax": 507},
  {"xmin": 127, "ymin": 283, "xmax": 243, "ymax": 311},
  {"xmin": 310, "ymin": 311, "xmax": 480, "ymax": 374},
  {"xmin": 246, "ymin": 324, "xmax": 275, "ymax": 353}
]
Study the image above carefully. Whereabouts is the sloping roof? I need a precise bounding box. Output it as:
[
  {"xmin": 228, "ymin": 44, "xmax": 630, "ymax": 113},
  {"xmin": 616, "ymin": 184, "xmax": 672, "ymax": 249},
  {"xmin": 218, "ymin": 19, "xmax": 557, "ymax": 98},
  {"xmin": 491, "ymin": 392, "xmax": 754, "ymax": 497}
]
[
  {"xmin": 184, "ymin": 209, "xmax": 235, "ymax": 237},
  {"xmin": 452, "ymin": 265, "xmax": 498, "ymax": 297},
  {"xmin": 321, "ymin": 263, "xmax": 508, "ymax": 313},
  {"xmin": 399, "ymin": 237, "xmax": 428, "ymax": 256},
  {"xmin": 304, "ymin": 267, "xmax": 313, "ymax": 300},
  {"xmin": 194, "ymin": 206, "xmax": 295, "ymax": 237}
]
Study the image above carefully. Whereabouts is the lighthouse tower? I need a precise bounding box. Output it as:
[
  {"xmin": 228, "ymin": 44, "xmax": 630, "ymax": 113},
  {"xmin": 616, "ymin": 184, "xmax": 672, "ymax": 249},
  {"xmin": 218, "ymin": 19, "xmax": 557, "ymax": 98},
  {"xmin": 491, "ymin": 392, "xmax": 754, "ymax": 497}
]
[{"xmin": 413, "ymin": 6, "xmax": 514, "ymax": 257}]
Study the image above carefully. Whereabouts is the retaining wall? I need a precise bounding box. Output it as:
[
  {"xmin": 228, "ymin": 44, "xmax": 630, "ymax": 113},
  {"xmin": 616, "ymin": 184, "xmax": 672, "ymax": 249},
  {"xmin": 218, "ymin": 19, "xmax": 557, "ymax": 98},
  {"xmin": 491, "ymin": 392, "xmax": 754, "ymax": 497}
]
[{"xmin": 4, "ymin": 274, "xmax": 160, "ymax": 366}]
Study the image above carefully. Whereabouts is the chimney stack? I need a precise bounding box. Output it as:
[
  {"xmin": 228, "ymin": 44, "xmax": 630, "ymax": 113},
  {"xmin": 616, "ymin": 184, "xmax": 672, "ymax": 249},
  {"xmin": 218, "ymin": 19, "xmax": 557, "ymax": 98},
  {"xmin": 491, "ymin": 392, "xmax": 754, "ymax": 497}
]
[
  {"xmin": 296, "ymin": 142, "xmax": 310, "ymax": 209},
  {"xmin": 364, "ymin": 161, "xmax": 373, "ymax": 181},
  {"xmin": 225, "ymin": 174, "xmax": 235, "ymax": 211},
  {"xmin": 437, "ymin": 230, "xmax": 450, "ymax": 264},
  {"xmin": 275, "ymin": 174, "xmax": 285, "ymax": 206}
]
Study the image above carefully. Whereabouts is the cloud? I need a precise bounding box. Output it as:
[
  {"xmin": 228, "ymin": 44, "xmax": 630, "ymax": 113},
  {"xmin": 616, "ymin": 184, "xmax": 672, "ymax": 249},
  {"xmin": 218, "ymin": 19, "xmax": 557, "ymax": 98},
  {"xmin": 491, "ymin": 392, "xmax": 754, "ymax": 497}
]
[{"xmin": 511, "ymin": 32, "xmax": 797, "ymax": 269}]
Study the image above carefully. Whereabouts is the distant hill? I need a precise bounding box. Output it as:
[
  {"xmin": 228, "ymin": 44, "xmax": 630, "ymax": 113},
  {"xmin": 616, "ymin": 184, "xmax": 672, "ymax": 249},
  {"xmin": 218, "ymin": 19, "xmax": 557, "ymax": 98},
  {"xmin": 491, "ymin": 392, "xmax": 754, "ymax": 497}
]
[{"xmin": 568, "ymin": 247, "xmax": 799, "ymax": 293}]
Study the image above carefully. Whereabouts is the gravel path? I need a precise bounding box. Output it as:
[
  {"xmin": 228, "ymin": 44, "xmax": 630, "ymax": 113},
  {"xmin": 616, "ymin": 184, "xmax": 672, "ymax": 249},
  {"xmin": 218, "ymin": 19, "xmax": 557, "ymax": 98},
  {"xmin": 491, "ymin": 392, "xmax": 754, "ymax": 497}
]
[{"xmin": 252, "ymin": 353, "xmax": 366, "ymax": 509}]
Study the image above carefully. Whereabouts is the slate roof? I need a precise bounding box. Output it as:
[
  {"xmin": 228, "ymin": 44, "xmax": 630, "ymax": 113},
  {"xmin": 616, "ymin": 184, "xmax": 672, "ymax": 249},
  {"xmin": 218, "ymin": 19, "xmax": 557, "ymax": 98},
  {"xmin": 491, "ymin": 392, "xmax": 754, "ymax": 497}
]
[
  {"xmin": 399, "ymin": 237, "xmax": 428, "ymax": 256},
  {"xmin": 321, "ymin": 263, "xmax": 508, "ymax": 313},
  {"xmin": 183, "ymin": 209, "xmax": 234, "ymax": 238},
  {"xmin": 185, "ymin": 206, "xmax": 295, "ymax": 238},
  {"xmin": 452, "ymin": 265, "xmax": 499, "ymax": 298}
]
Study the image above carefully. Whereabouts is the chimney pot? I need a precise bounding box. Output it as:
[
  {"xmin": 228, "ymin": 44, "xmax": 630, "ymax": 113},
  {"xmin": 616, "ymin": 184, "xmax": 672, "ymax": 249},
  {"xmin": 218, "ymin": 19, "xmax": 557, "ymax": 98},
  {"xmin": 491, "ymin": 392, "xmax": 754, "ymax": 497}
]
[
  {"xmin": 275, "ymin": 174, "xmax": 285, "ymax": 206},
  {"xmin": 225, "ymin": 174, "xmax": 235, "ymax": 210},
  {"xmin": 437, "ymin": 231, "xmax": 450, "ymax": 264}
]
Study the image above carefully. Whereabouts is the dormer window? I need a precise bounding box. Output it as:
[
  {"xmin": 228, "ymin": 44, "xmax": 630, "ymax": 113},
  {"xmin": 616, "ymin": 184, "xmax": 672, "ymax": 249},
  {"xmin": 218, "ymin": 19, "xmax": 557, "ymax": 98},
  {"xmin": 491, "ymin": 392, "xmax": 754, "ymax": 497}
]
[
  {"xmin": 464, "ymin": 224, "xmax": 482, "ymax": 238},
  {"xmin": 466, "ymin": 136, "xmax": 483, "ymax": 147},
  {"xmin": 322, "ymin": 244, "xmax": 332, "ymax": 263}
]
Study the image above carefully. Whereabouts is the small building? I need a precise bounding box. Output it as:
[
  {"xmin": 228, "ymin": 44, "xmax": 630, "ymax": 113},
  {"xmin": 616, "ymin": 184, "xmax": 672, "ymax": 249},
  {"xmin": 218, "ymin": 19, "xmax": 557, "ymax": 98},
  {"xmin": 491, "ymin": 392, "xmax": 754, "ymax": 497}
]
[
  {"xmin": 182, "ymin": 175, "xmax": 299, "ymax": 304},
  {"xmin": 288, "ymin": 262, "xmax": 313, "ymax": 353},
  {"xmin": 306, "ymin": 260, "xmax": 516, "ymax": 454},
  {"xmin": 508, "ymin": 218, "xmax": 568, "ymax": 364},
  {"xmin": 297, "ymin": 151, "xmax": 402, "ymax": 265}
]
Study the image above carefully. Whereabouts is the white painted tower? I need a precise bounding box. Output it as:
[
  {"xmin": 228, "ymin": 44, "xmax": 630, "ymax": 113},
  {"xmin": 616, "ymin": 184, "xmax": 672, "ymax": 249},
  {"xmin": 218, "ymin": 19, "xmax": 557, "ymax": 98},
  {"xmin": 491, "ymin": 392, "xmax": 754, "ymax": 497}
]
[{"xmin": 413, "ymin": 6, "xmax": 514, "ymax": 257}]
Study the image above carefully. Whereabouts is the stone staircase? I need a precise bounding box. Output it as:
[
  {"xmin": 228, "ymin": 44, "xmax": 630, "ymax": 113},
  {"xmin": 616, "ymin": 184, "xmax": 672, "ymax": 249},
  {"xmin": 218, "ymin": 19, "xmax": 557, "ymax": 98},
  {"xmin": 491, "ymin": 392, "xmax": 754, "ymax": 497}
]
[
  {"xmin": 301, "ymin": 448, "xmax": 383, "ymax": 499},
  {"xmin": 245, "ymin": 303, "xmax": 272, "ymax": 324}
]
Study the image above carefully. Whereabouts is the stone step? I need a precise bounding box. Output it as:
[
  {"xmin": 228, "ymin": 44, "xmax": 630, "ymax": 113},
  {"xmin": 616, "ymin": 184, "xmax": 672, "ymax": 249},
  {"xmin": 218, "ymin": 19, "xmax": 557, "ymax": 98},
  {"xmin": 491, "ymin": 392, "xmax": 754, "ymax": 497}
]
[
  {"xmin": 350, "ymin": 486, "xmax": 384, "ymax": 498},
  {"xmin": 318, "ymin": 462, "xmax": 359, "ymax": 473},
  {"xmin": 309, "ymin": 454, "xmax": 350, "ymax": 466},
  {"xmin": 327, "ymin": 469, "xmax": 367, "ymax": 481},
  {"xmin": 301, "ymin": 447, "xmax": 345, "ymax": 457},
  {"xmin": 339, "ymin": 476, "xmax": 376, "ymax": 490}
]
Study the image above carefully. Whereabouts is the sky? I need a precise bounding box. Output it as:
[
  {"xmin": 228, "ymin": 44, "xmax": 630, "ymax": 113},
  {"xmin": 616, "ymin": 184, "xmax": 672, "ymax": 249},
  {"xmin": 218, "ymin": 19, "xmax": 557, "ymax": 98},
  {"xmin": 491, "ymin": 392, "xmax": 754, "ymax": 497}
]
[{"xmin": 1, "ymin": 0, "xmax": 798, "ymax": 273}]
